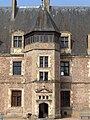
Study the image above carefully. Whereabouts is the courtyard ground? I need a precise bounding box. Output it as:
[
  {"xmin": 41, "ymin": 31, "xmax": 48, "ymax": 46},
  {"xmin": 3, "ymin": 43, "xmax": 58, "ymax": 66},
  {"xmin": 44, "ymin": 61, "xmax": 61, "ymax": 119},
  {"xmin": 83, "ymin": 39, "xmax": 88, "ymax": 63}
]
[{"xmin": 3, "ymin": 118, "xmax": 83, "ymax": 120}]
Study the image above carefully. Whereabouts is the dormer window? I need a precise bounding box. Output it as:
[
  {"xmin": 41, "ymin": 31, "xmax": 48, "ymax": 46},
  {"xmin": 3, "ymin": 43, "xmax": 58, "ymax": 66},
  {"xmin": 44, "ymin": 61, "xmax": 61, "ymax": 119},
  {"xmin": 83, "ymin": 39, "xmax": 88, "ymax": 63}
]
[
  {"xmin": 11, "ymin": 31, "xmax": 24, "ymax": 54},
  {"xmin": 14, "ymin": 36, "xmax": 22, "ymax": 48},
  {"xmin": 60, "ymin": 37, "xmax": 68, "ymax": 48},
  {"xmin": 60, "ymin": 31, "xmax": 72, "ymax": 54}
]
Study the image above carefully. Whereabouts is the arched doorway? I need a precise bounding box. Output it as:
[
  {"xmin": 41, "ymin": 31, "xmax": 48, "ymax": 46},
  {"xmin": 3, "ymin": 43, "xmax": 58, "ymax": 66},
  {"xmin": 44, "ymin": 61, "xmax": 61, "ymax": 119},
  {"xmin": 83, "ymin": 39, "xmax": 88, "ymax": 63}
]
[{"xmin": 39, "ymin": 103, "xmax": 48, "ymax": 118}]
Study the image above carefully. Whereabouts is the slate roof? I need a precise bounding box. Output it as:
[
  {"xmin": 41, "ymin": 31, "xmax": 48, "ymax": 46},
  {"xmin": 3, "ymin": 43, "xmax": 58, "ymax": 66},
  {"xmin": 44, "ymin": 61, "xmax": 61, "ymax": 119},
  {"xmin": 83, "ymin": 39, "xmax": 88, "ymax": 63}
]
[
  {"xmin": 30, "ymin": 7, "xmax": 59, "ymax": 33},
  {"xmin": 0, "ymin": 7, "xmax": 11, "ymax": 53},
  {"xmin": 1, "ymin": 6, "xmax": 90, "ymax": 55}
]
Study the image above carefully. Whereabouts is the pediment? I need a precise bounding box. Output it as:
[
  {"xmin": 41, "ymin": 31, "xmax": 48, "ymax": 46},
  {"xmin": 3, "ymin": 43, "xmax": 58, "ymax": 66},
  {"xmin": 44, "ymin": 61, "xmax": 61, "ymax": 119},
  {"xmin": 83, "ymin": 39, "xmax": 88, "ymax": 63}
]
[
  {"xmin": 36, "ymin": 88, "xmax": 52, "ymax": 93},
  {"xmin": 14, "ymin": 30, "xmax": 24, "ymax": 36}
]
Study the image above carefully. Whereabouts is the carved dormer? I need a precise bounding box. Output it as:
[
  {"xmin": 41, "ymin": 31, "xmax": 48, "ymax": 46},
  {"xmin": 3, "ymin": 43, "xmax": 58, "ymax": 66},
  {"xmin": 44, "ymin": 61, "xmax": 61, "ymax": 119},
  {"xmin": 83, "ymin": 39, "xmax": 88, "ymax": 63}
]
[{"xmin": 11, "ymin": 30, "xmax": 24, "ymax": 54}]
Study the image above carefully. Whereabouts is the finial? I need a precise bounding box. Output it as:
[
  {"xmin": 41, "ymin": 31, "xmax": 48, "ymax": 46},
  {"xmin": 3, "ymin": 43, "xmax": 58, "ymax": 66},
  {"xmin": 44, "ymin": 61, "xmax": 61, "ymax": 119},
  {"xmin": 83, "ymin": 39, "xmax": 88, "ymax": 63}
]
[{"xmin": 41, "ymin": 0, "xmax": 44, "ymax": 9}]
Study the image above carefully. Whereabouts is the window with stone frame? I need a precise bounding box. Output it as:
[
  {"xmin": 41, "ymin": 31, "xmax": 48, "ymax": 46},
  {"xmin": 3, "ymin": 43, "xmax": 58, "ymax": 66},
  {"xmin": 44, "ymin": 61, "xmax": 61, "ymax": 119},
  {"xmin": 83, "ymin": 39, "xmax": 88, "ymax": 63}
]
[
  {"xmin": 13, "ymin": 61, "xmax": 22, "ymax": 75},
  {"xmin": 60, "ymin": 32, "xmax": 71, "ymax": 54},
  {"xmin": 61, "ymin": 61, "xmax": 69, "ymax": 76},
  {"xmin": 39, "ymin": 72, "xmax": 48, "ymax": 81},
  {"xmin": 39, "ymin": 56, "xmax": 48, "ymax": 68},
  {"xmin": 60, "ymin": 36, "xmax": 68, "ymax": 48},
  {"xmin": 61, "ymin": 91, "xmax": 70, "ymax": 107},
  {"xmin": 11, "ymin": 90, "xmax": 22, "ymax": 107},
  {"xmin": 13, "ymin": 36, "xmax": 22, "ymax": 48}
]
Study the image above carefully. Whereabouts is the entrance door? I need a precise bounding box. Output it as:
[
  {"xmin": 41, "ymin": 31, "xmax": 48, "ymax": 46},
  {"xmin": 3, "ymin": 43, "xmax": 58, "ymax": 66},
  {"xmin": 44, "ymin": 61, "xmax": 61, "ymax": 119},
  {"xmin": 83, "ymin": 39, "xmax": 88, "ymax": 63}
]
[{"xmin": 39, "ymin": 103, "xmax": 48, "ymax": 118}]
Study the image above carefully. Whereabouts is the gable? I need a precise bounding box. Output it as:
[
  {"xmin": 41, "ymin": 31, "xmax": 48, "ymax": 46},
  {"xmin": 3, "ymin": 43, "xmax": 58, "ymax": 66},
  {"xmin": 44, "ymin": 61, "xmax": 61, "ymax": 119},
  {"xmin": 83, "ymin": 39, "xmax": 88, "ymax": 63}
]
[{"xmin": 36, "ymin": 88, "xmax": 52, "ymax": 93}]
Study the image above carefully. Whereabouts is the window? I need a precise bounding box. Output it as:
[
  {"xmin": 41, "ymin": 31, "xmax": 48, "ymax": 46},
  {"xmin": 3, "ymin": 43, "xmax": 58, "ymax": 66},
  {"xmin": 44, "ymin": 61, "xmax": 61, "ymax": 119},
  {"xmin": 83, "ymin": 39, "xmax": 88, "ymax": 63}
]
[
  {"xmin": 61, "ymin": 91, "xmax": 70, "ymax": 107},
  {"xmin": 39, "ymin": 96, "xmax": 41, "ymax": 99},
  {"xmin": 43, "ymin": 96, "xmax": 45, "ymax": 99},
  {"xmin": 60, "ymin": 32, "xmax": 72, "ymax": 54},
  {"xmin": 40, "ymin": 56, "xmax": 48, "ymax": 67},
  {"xmin": 13, "ymin": 61, "xmax": 22, "ymax": 75},
  {"xmin": 11, "ymin": 90, "xmax": 21, "ymax": 107},
  {"xmin": 46, "ymin": 96, "xmax": 48, "ymax": 99},
  {"xmin": 60, "ymin": 37, "xmax": 68, "ymax": 48},
  {"xmin": 61, "ymin": 61, "xmax": 69, "ymax": 76},
  {"xmin": 38, "ymin": 96, "xmax": 49, "ymax": 100},
  {"xmin": 39, "ymin": 72, "xmax": 48, "ymax": 81},
  {"xmin": 14, "ymin": 36, "xmax": 22, "ymax": 48}
]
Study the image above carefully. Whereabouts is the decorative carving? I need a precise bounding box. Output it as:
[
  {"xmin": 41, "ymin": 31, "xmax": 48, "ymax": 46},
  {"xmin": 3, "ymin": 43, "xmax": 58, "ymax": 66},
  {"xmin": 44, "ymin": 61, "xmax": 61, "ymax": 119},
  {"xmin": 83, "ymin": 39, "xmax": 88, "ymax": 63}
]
[{"xmin": 36, "ymin": 88, "xmax": 52, "ymax": 93}]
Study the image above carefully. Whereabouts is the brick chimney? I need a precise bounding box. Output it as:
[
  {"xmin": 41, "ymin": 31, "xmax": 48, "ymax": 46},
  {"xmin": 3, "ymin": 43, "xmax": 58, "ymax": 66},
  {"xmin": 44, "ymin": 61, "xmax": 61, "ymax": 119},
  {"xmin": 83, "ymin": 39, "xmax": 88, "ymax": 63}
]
[
  {"xmin": 12, "ymin": 0, "xmax": 17, "ymax": 20},
  {"xmin": 44, "ymin": 0, "xmax": 50, "ymax": 12}
]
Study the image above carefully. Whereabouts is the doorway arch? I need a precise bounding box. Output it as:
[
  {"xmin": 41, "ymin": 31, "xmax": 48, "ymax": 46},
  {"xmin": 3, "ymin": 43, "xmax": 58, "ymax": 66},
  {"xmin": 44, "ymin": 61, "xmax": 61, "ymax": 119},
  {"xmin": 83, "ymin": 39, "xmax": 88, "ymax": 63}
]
[{"xmin": 39, "ymin": 103, "xmax": 48, "ymax": 118}]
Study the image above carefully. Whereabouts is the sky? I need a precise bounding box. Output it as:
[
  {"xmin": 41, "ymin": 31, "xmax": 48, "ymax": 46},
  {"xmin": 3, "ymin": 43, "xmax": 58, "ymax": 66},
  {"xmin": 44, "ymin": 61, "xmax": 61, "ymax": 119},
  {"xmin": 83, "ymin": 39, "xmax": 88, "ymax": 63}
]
[{"xmin": 0, "ymin": 0, "xmax": 90, "ymax": 7}]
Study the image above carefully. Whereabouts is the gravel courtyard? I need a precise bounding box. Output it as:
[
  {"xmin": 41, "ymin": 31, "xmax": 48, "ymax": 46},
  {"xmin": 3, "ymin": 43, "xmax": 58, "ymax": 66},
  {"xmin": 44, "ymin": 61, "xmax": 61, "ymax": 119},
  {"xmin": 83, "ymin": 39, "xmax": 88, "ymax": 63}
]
[{"xmin": 3, "ymin": 118, "xmax": 83, "ymax": 120}]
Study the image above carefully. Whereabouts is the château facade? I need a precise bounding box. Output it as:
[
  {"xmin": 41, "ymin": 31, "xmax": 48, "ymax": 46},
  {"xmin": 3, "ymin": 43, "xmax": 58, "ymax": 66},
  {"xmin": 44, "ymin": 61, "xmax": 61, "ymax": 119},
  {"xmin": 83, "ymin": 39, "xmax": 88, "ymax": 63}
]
[{"xmin": 0, "ymin": 0, "xmax": 90, "ymax": 119}]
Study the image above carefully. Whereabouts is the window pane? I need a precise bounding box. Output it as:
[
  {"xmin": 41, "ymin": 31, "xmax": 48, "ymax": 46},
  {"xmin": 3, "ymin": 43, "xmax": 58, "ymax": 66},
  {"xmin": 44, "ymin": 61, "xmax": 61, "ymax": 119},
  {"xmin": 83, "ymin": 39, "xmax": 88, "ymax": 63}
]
[
  {"xmin": 60, "ymin": 37, "xmax": 68, "ymax": 48},
  {"xmin": 46, "ymin": 96, "xmax": 48, "ymax": 99},
  {"xmin": 61, "ymin": 62, "xmax": 64, "ymax": 66},
  {"xmin": 64, "ymin": 41, "xmax": 68, "ymax": 48},
  {"xmin": 39, "ymin": 72, "xmax": 48, "ymax": 81},
  {"xmin": 40, "ymin": 72, "xmax": 43, "ymax": 80},
  {"xmin": 13, "ymin": 61, "xmax": 21, "ymax": 75},
  {"xmin": 64, "ymin": 67, "xmax": 69, "ymax": 76},
  {"xmin": 39, "ymin": 56, "xmax": 48, "ymax": 68},
  {"xmin": 65, "ymin": 62, "xmax": 69, "ymax": 66},
  {"xmin": 18, "ymin": 40, "xmax": 22, "ymax": 47},
  {"xmin": 45, "ymin": 56, "xmax": 48, "ymax": 67},
  {"xmin": 36, "ymin": 36, "xmax": 39, "ymax": 42},
  {"xmin": 44, "ymin": 72, "xmax": 48, "ymax": 81},
  {"xmin": 43, "ymin": 96, "xmax": 45, "ymax": 99},
  {"xmin": 13, "ymin": 36, "xmax": 22, "ymax": 48},
  {"xmin": 11, "ymin": 90, "xmax": 21, "ymax": 107},
  {"xmin": 40, "ymin": 57, "xmax": 43, "ymax": 67},
  {"xmin": 61, "ymin": 41, "xmax": 64, "ymax": 48},
  {"xmin": 60, "ymin": 61, "xmax": 69, "ymax": 76},
  {"xmin": 18, "ymin": 36, "xmax": 22, "ymax": 40},
  {"xmin": 17, "ymin": 97, "xmax": 21, "ymax": 106},
  {"xmin": 39, "ymin": 96, "xmax": 41, "ymax": 99},
  {"xmin": 14, "ymin": 40, "xmax": 17, "ymax": 48}
]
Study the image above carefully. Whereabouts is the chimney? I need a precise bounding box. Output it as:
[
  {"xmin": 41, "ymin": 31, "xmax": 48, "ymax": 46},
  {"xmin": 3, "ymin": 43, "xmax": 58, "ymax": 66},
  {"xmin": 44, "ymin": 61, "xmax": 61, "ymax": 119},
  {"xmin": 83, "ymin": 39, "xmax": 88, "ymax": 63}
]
[
  {"xmin": 12, "ymin": 0, "xmax": 17, "ymax": 20},
  {"xmin": 44, "ymin": 0, "xmax": 50, "ymax": 12}
]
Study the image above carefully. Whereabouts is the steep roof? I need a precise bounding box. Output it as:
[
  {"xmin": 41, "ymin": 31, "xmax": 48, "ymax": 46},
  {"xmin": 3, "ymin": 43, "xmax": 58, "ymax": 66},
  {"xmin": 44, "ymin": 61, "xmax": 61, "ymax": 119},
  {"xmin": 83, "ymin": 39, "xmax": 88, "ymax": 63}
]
[
  {"xmin": 51, "ymin": 7, "xmax": 90, "ymax": 55},
  {"xmin": 0, "ymin": 7, "xmax": 11, "ymax": 53},
  {"xmin": 1, "ymin": 6, "xmax": 90, "ymax": 55},
  {"xmin": 30, "ymin": 7, "xmax": 59, "ymax": 33}
]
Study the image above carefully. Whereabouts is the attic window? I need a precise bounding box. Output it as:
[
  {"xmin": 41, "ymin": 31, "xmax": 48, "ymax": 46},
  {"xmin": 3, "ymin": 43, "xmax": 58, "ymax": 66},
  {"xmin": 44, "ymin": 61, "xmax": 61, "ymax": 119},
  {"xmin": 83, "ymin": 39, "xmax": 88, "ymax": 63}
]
[
  {"xmin": 60, "ymin": 37, "xmax": 68, "ymax": 48},
  {"xmin": 13, "ymin": 36, "xmax": 22, "ymax": 48},
  {"xmin": 60, "ymin": 31, "xmax": 72, "ymax": 53}
]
